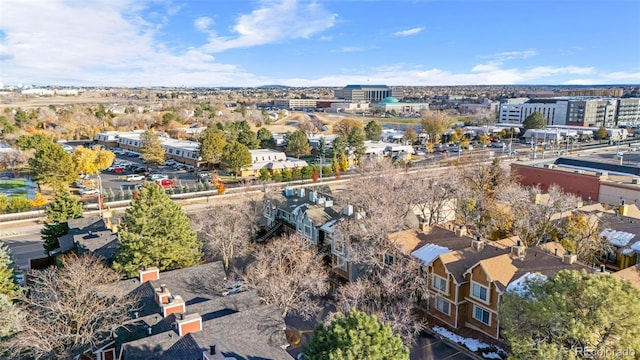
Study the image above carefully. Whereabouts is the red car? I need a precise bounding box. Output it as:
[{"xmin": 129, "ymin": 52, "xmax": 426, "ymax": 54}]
[
  {"xmin": 112, "ymin": 167, "xmax": 125, "ymax": 173},
  {"xmin": 156, "ymin": 178, "xmax": 174, "ymax": 187}
]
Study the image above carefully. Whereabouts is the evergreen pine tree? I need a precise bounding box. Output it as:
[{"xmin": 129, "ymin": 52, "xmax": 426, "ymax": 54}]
[
  {"xmin": 40, "ymin": 189, "xmax": 83, "ymax": 254},
  {"xmin": 303, "ymin": 310, "xmax": 409, "ymax": 360},
  {"xmin": 0, "ymin": 244, "xmax": 20, "ymax": 298},
  {"xmin": 112, "ymin": 183, "xmax": 203, "ymax": 277}
]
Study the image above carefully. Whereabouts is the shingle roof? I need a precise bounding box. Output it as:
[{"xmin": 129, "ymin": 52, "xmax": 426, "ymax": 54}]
[
  {"xmin": 612, "ymin": 265, "xmax": 640, "ymax": 292},
  {"xmin": 439, "ymin": 246, "xmax": 511, "ymax": 283},
  {"xmin": 109, "ymin": 262, "xmax": 291, "ymax": 360}
]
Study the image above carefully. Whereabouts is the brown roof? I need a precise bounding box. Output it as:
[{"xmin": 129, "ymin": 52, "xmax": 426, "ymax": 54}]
[
  {"xmin": 388, "ymin": 229, "xmax": 422, "ymax": 254},
  {"xmin": 612, "ymin": 265, "xmax": 640, "ymax": 291},
  {"xmin": 416, "ymin": 225, "xmax": 477, "ymax": 252},
  {"xmin": 474, "ymin": 254, "xmax": 518, "ymax": 289},
  {"xmin": 438, "ymin": 245, "xmax": 511, "ymax": 283}
]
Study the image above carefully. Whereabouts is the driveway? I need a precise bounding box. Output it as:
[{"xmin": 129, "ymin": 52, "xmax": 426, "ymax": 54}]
[{"xmin": 285, "ymin": 303, "xmax": 472, "ymax": 360}]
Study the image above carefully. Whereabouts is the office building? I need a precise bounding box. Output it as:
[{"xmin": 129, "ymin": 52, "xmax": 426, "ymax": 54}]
[{"xmin": 334, "ymin": 85, "xmax": 403, "ymax": 102}]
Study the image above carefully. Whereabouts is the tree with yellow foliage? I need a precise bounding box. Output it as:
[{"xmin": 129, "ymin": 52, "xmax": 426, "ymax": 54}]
[
  {"xmin": 72, "ymin": 146, "xmax": 115, "ymax": 176},
  {"xmin": 217, "ymin": 182, "xmax": 226, "ymax": 195},
  {"xmin": 28, "ymin": 192, "xmax": 47, "ymax": 208}
]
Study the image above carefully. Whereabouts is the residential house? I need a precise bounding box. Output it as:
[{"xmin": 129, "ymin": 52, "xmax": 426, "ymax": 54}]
[
  {"xmin": 262, "ymin": 186, "xmax": 341, "ymax": 241},
  {"xmin": 406, "ymin": 225, "xmax": 594, "ymax": 339},
  {"xmin": 599, "ymin": 205, "xmax": 640, "ymax": 270},
  {"xmin": 84, "ymin": 262, "xmax": 291, "ymax": 360},
  {"xmin": 53, "ymin": 216, "xmax": 120, "ymax": 262}
]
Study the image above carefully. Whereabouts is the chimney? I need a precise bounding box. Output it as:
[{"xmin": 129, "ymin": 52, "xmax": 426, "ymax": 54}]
[
  {"xmin": 147, "ymin": 326, "xmax": 152, "ymax": 335},
  {"xmin": 471, "ymin": 234, "xmax": 485, "ymax": 252},
  {"xmin": 554, "ymin": 248, "xmax": 558, "ymax": 256},
  {"xmin": 139, "ymin": 267, "xmax": 160, "ymax": 283},
  {"xmin": 532, "ymin": 193, "xmax": 541, "ymax": 204},
  {"xmin": 619, "ymin": 202, "xmax": 629, "ymax": 216},
  {"xmin": 210, "ymin": 344, "xmax": 216, "ymax": 355},
  {"xmin": 155, "ymin": 285, "xmax": 171, "ymax": 306},
  {"xmin": 162, "ymin": 295, "xmax": 185, "ymax": 317},
  {"xmin": 600, "ymin": 264, "xmax": 606, "ymax": 273},
  {"xmin": 511, "ymin": 240, "xmax": 525, "ymax": 258},
  {"xmin": 455, "ymin": 225, "xmax": 467, "ymax": 237},
  {"xmin": 563, "ymin": 251, "xmax": 577, "ymax": 265},
  {"xmin": 298, "ymin": 188, "xmax": 305, "ymax": 198},
  {"xmin": 309, "ymin": 191, "xmax": 317, "ymax": 203},
  {"xmin": 343, "ymin": 205, "xmax": 354, "ymax": 216},
  {"xmin": 324, "ymin": 199, "xmax": 334, "ymax": 208},
  {"xmin": 176, "ymin": 313, "xmax": 202, "ymax": 336}
]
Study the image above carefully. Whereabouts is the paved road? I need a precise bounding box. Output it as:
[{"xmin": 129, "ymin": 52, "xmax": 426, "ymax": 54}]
[{"xmin": 2, "ymin": 233, "xmax": 44, "ymax": 270}]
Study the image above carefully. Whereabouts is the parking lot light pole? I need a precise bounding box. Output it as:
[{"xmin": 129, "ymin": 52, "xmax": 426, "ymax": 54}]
[{"xmin": 97, "ymin": 175, "xmax": 103, "ymax": 217}]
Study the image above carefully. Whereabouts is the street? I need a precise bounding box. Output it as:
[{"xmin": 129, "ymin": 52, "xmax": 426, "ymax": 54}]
[{"xmin": 0, "ymin": 222, "xmax": 46, "ymax": 271}]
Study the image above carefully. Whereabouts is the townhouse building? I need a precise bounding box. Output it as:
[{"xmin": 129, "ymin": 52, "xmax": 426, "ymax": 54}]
[
  {"xmin": 406, "ymin": 225, "xmax": 594, "ymax": 339},
  {"xmin": 82, "ymin": 263, "xmax": 291, "ymax": 360}
]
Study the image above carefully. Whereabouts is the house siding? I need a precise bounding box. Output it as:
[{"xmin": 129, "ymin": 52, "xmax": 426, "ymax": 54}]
[{"xmin": 465, "ymin": 265, "xmax": 501, "ymax": 339}]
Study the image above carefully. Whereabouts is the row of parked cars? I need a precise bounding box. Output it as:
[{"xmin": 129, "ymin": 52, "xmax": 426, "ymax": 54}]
[{"xmin": 163, "ymin": 159, "xmax": 195, "ymax": 172}]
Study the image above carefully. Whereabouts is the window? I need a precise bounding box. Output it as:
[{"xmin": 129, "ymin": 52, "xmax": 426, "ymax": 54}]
[
  {"xmin": 435, "ymin": 296, "xmax": 450, "ymax": 315},
  {"xmin": 472, "ymin": 282, "xmax": 489, "ymax": 302},
  {"xmin": 384, "ymin": 254, "xmax": 394, "ymax": 266},
  {"xmin": 473, "ymin": 305, "xmax": 491, "ymax": 325},
  {"xmin": 333, "ymin": 237, "xmax": 345, "ymax": 254},
  {"xmin": 432, "ymin": 274, "xmax": 448, "ymax": 294},
  {"xmin": 336, "ymin": 255, "xmax": 347, "ymax": 271}
]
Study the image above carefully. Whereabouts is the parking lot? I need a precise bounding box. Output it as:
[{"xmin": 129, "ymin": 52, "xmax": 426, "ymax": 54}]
[{"xmin": 72, "ymin": 152, "xmax": 206, "ymax": 201}]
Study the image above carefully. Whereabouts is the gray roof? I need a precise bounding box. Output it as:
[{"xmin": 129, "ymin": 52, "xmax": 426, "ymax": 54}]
[{"xmin": 113, "ymin": 262, "xmax": 291, "ymax": 360}]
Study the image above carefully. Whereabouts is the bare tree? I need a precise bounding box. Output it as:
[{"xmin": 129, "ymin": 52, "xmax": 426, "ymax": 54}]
[
  {"xmin": 243, "ymin": 234, "xmax": 328, "ymax": 319},
  {"xmin": 190, "ymin": 199, "xmax": 260, "ymax": 276},
  {"xmin": 334, "ymin": 253, "xmax": 427, "ymax": 345},
  {"xmin": 335, "ymin": 166, "xmax": 415, "ymax": 270},
  {"xmin": 411, "ymin": 175, "xmax": 458, "ymax": 227},
  {"xmin": 1, "ymin": 254, "xmax": 137, "ymax": 360},
  {"xmin": 507, "ymin": 184, "xmax": 581, "ymax": 247}
]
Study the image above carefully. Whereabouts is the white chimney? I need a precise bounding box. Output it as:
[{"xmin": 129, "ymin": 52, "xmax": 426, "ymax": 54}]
[
  {"xmin": 563, "ymin": 252, "xmax": 577, "ymax": 265},
  {"xmin": 298, "ymin": 188, "xmax": 306, "ymax": 198},
  {"xmin": 343, "ymin": 205, "xmax": 354, "ymax": 216}
]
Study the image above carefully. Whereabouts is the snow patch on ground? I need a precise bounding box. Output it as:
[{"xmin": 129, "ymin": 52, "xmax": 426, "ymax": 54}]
[
  {"xmin": 432, "ymin": 326, "xmax": 506, "ymax": 358},
  {"xmin": 482, "ymin": 352, "xmax": 502, "ymax": 359}
]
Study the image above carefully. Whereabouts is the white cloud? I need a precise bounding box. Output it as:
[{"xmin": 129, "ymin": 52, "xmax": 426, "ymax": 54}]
[
  {"xmin": 278, "ymin": 63, "xmax": 611, "ymax": 87},
  {"xmin": 194, "ymin": 17, "xmax": 214, "ymax": 32},
  {"xmin": 483, "ymin": 50, "xmax": 538, "ymax": 62},
  {"xmin": 393, "ymin": 27, "xmax": 424, "ymax": 37},
  {"xmin": 201, "ymin": 0, "xmax": 337, "ymax": 53},
  {"xmin": 334, "ymin": 46, "xmax": 365, "ymax": 53}
]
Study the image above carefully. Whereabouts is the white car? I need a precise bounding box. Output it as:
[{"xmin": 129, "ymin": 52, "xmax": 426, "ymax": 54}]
[
  {"xmin": 126, "ymin": 174, "xmax": 145, "ymax": 182},
  {"xmin": 164, "ymin": 159, "xmax": 176, "ymax": 166},
  {"xmin": 79, "ymin": 187, "xmax": 100, "ymax": 195},
  {"xmin": 149, "ymin": 174, "xmax": 168, "ymax": 181}
]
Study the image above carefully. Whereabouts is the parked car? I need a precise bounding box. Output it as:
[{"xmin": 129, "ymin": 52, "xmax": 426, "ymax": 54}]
[
  {"xmin": 126, "ymin": 174, "xmax": 145, "ymax": 182},
  {"xmin": 489, "ymin": 142, "xmax": 505, "ymax": 148},
  {"xmin": 149, "ymin": 174, "xmax": 168, "ymax": 181},
  {"xmin": 132, "ymin": 166, "xmax": 148, "ymax": 174},
  {"xmin": 155, "ymin": 178, "xmax": 174, "ymax": 187},
  {"xmin": 79, "ymin": 187, "xmax": 100, "ymax": 195},
  {"xmin": 72, "ymin": 180, "xmax": 86, "ymax": 188},
  {"xmin": 112, "ymin": 167, "xmax": 125, "ymax": 173},
  {"xmin": 164, "ymin": 159, "xmax": 176, "ymax": 166}
]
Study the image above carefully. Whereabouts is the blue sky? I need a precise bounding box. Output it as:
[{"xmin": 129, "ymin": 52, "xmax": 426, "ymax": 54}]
[{"xmin": 0, "ymin": 0, "xmax": 639, "ymax": 87}]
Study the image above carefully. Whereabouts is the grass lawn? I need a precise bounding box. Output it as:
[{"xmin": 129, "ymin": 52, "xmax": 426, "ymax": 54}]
[{"xmin": 0, "ymin": 179, "xmax": 28, "ymax": 200}]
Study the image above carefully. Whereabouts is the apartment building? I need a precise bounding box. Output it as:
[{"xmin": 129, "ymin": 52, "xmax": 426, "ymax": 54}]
[
  {"xmin": 499, "ymin": 97, "xmax": 639, "ymax": 126},
  {"xmin": 407, "ymin": 226, "xmax": 594, "ymax": 339}
]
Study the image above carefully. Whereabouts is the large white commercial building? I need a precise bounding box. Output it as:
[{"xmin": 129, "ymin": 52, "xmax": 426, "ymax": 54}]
[{"xmin": 499, "ymin": 97, "xmax": 640, "ymax": 127}]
